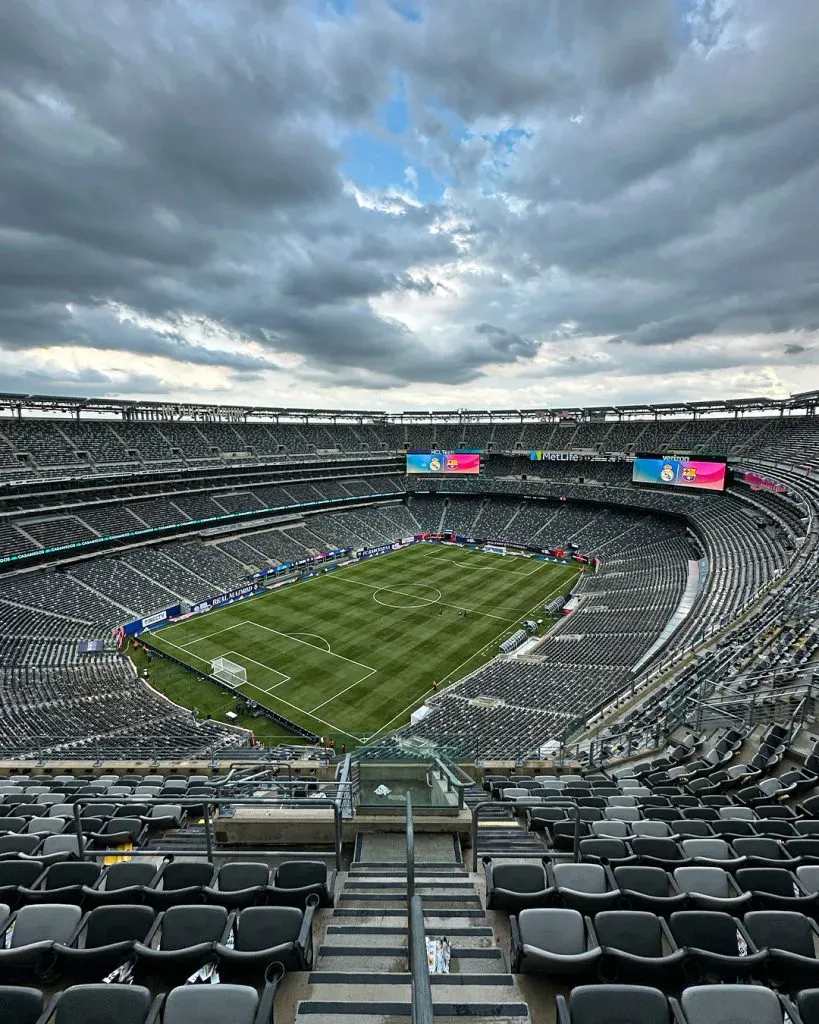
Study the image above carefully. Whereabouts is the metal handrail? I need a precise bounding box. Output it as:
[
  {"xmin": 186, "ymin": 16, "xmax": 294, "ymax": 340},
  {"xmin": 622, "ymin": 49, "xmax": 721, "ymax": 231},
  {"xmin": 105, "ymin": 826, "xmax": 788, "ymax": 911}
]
[
  {"xmin": 470, "ymin": 798, "xmax": 583, "ymax": 871},
  {"xmin": 405, "ymin": 790, "xmax": 433, "ymax": 1024},
  {"xmin": 406, "ymin": 790, "xmax": 414, "ymax": 903},
  {"xmin": 409, "ymin": 894, "xmax": 434, "ymax": 1024},
  {"xmin": 70, "ymin": 795, "xmax": 343, "ymax": 870}
]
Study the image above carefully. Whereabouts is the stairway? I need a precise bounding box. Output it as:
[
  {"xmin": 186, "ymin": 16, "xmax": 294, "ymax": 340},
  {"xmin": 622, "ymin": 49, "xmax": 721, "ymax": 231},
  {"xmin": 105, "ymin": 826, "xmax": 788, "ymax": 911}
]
[
  {"xmin": 295, "ymin": 831, "xmax": 530, "ymax": 1023},
  {"xmin": 463, "ymin": 782, "xmax": 548, "ymax": 859}
]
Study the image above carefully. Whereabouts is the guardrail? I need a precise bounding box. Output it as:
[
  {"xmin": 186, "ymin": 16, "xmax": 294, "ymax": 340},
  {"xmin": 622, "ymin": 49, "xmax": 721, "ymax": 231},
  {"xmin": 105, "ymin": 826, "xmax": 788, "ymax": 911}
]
[
  {"xmin": 470, "ymin": 799, "xmax": 583, "ymax": 872},
  {"xmin": 70, "ymin": 795, "xmax": 343, "ymax": 870}
]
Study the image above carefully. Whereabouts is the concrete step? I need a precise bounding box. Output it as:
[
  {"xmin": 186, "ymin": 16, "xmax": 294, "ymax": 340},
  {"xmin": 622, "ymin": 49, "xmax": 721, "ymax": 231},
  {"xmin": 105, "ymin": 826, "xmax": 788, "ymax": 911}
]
[
  {"xmin": 332, "ymin": 909, "xmax": 486, "ymax": 923},
  {"xmin": 308, "ymin": 972, "xmax": 514, "ymax": 987},
  {"xmin": 325, "ymin": 925, "xmax": 495, "ymax": 948},
  {"xmin": 355, "ymin": 833, "xmax": 462, "ymax": 865},
  {"xmin": 343, "ymin": 880, "xmax": 475, "ymax": 890},
  {"xmin": 347, "ymin": 867, "xmax": 469, "ymax": 877},
  {"xmin": 315, "ymin": 947, "xmax": 504, "ymax": 973},
  {"xmin": 296, "ymin": 1001, "xmax": 529, "ymax": 1023},
  {"xmin": 337, "ymin": 894, "xmax": 482, "ymax": 909}
]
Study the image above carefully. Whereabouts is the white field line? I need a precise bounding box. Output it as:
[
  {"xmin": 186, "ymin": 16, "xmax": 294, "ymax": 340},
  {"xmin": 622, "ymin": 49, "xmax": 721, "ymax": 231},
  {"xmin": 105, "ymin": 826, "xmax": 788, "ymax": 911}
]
[
  {"xmin": 422, "ymin": 549, "xmax": 539, "ymax": 576},
  {"xmin": 180, "ymin": 619, "xmax": 376, "ymax": 673},
  {"xmin": 243, "ymin": 620, "xmax": 377, "ymax": 673},
  {"xmin": 159, "ymin": 634, "xmax": 367, "ymax": 743},
  {"xmin": 327, "ymin": 575, "xmax": 509, "ymax": 622},
  {"xmin": 238, "ymin": 682, "xmax": 366, "ymax": 744},
  {"xmin": 308, "ymin": 666, "xmax": 378, "ymax": 715},
  {"xmin": 365, "ymin": 565, "xmax": 583, "ymax": 741}
]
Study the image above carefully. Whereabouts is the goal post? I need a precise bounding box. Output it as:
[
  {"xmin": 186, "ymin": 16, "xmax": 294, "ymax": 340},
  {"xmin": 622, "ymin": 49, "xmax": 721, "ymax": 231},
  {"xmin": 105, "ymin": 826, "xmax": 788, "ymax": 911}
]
[{"xmin": 211, "ymin": 656, "xmax": 247, "ymax": 687}]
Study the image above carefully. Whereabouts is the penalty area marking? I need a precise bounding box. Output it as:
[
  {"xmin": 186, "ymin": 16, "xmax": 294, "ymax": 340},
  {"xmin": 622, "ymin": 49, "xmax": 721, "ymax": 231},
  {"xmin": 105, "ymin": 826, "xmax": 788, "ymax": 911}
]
[
  {"xmin": 423, "ymin": 549, "xmax": 541, "ymax": 576},
  {"xmin": 287, "ymin": 632, "xmax": 331, "ymax": 652}
]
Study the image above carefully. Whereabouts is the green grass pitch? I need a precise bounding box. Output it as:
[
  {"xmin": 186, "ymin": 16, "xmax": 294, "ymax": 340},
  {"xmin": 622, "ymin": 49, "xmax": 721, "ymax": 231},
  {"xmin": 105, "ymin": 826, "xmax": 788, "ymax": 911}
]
[{"xmin": 148, "ymin": 543, "xmax": 582, "ymax": 744}]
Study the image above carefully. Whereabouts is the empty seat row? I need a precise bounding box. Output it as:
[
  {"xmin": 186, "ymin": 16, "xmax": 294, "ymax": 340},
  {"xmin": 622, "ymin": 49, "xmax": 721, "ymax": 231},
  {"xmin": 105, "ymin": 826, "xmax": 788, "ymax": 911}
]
[
  {"xmin": 0, "ymin": 859, "xmax": 333, "ymax": 912},
  {"xmin": 0, "ymin": 900, "xmax": 314, "ymax": 983}
]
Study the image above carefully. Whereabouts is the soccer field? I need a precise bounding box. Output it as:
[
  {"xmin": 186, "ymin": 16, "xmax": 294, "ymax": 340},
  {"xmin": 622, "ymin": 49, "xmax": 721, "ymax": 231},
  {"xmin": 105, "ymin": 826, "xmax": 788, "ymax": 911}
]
[{"xmin": 148, "ymin": 543, "xmax": 581, "ymax": 744}]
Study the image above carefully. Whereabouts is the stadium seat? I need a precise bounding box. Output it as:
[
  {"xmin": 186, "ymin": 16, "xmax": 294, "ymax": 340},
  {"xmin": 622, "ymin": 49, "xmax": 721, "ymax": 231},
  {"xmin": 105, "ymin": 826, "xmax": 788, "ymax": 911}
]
[
  {"xmin": 82, "ymin": 862, "xmax": 158, "ymax": 909},
  {"xmin": 160, "ymin": 978, "xmax": 279, "ymax": 1024},
  {"xmin": 215, "ymin": 902, "xmax": 317, "ymax": 976},
  {"xmin": 511, "ymin": 908, "xmax": 601, "ymax": 977},
  {"xmin": 744, "ymin": 910, "xmax": 819, "ymax": 989},
  {"xmin": 613, "ymin": 866, "xmax": 687, "ymax": 916},
  {"xmin": 672, "ymin": 867, "xmax": 751, "ymax": 913},
  {"xmin": 54, "ymin": 904, "xmax": 155, "ymax": 977},
  {"xmin": 551, "ymin": 863, "xmax": 621, "ymax": 914},
  {"xmin": 555, "ymin": 984, "xmax": 675, "ymax": 1024},
  {"xmin": 0, "ymin": 986, "xmax": 44, "ymax": 1024},
  {"xmin": 39, "ymin": 984, "xmax": 160, "ymax": 1024},
  {"xmin": 678, "ymin": 984, "xmax": 786, "ymax": 1024},
  {"xmin": 133, "ymin": 905, "xmax": 231, "ymax": 980},
  {"xmin": 268, "ymin": 861, "xmax": 333, "ymax": 908},
  {"xmin": 204, "ymin": 863, "xmax": 270, "ymax": 909},
  {"xmin": 484, "ymin": 860, "xmax": 553, "ymax": 913},
  {"xmin": 668, "ymin": 911, "xmax": 765, "ymax": 980},
  {"xmin": 145, "ymin": 860, "xmax": 216, "ymax": 911},
  {"xmin": 0, "ymin": 904, "xmax": 82, "ymax": 976},
  {"xmin": 17, "ymin": 861, "xmax": 101, "ymax": 906},
  {"xmin": 591, "ymin": 910, "xmax": 685, "ymax": 984}
]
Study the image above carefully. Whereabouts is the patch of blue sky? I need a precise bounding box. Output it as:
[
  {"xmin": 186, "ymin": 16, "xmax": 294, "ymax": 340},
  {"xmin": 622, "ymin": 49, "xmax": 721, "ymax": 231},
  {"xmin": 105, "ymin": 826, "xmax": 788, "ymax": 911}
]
[
  {"xmin": 380, "ymin": 75, "xmax": 410, "ymax": 135},
  {"xmin": 388, "ymin": 0, "xmax": 422, "ymax": 23},
  {"xmin": 342, "ymin": 130, "xmax": 444, "ymax": 203}
]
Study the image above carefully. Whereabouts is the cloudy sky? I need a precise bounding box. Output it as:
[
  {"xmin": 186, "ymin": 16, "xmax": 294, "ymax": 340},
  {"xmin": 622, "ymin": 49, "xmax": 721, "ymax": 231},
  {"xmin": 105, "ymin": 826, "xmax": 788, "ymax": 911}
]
[{"xmin": 1, "ymin": 0, "xmax": 818, "ymax": 411}]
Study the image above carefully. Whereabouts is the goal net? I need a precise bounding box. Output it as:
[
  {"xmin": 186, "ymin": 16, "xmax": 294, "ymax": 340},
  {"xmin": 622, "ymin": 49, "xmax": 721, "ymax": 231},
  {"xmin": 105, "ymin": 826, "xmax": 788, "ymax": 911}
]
[{"xmin": 211, "ymin": 656, "xmax": 247, "ymax": 687}]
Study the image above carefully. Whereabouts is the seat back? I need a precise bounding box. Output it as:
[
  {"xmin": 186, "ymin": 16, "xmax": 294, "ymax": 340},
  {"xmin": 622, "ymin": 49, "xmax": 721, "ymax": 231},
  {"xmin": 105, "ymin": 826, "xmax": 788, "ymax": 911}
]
[
  {"xmin": 681, "ymin": 984, "xmax": 784, "ymax": 1024},
  {"xmin": 568, "ymin": 985, "xmax": 670, "ymax": 1024},
  {"xmin": 159, "ymin": 861, "xmax": 215, "ymax": 890},
  {"xmin": 593, "ymin": 910, "xmax": 663, "ymax": 958},
  {"xmin": 736, "ymin": 867, "xmax": 796, "ymax": 897},
  {"xmin": 668, "ymin": 911, "xmax": 741, "ymax": 956},
  {"xmin": 101, "ymin": 862, "xmax": 156, "ymax": 891},
  {"xmin": 0, "ymin": 986, "xmax": 44, "ymax": 1024},
  {"xmin": 681, "ymin": 839, "xmax": 731, "ymax": 861},
  {"xmin": 12, "ymin": 904, "xmax": 82, "ymax": 947},
  {"xmin": 43, "ymin": 862, "xmax": 101, "ymax": 889},
  {"xmin": 217, "ymin": 863, "xmax": 269, "ymax": 891},
  {"xmin": 614, "ymin": 866, "xmax": 673, "ymax": 898},
  {"xmin": 236, "ymin": 906, "xmax": 302, "ymax": 950},
  {"xmin": 518, "ymin": 908, "xmax": 586, "ymax": 954},
  {"xmin": 493, "ymin": 863, "xmax": 547, "ymax": 893},
  {"xmin": 744, "ymin": 910, "xmax": 816, "ymax": 958},
  {"xmin": 53, "ymin": 984, "xmax": 153, "ymax": 1024},
  {"xmin": 160, "ymin": 906, "xmax": 228, "ymax": 950},
  {"xmin": 162, "ymin": 984, "xmax": 259, "ymax": 1024},
  {"xmin": 85, "ymin": 905, "xmax": 155, "ymax": 948},
  {"xmin": 553, "ymin": 863, "xmax": 607, "ymax": 894},
  {"xmin": 673, "ymin": 867, "xmax": 730, "ymax": 898},
  {"xmin": 274, "ymin": 861, "xmax": 325, "ymax": 889}
]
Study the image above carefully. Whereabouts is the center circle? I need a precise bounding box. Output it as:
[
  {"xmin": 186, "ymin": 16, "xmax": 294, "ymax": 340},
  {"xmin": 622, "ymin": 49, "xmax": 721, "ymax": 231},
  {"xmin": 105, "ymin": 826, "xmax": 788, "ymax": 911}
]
[{"xmin": 372, "ymin": 583, "xmax": 442, "ymax": 610}]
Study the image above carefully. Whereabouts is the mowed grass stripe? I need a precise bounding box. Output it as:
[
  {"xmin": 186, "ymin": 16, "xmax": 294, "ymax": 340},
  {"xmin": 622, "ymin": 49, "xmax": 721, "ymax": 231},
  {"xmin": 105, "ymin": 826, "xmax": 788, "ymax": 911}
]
[{"xmin": 150, "ymin": 544, "xmax": 580, "ymax": 742}]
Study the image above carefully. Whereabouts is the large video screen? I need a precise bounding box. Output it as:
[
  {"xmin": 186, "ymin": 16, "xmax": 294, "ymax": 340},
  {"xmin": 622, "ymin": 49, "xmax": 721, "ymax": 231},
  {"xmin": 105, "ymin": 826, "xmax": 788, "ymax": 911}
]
[
  {"xmin": 406, "ymin": 450, "xmax": 481, "ymax": 475},
  {"xmin": 632, "ymin": 455, "xmax": 727, "ymax": 493}
]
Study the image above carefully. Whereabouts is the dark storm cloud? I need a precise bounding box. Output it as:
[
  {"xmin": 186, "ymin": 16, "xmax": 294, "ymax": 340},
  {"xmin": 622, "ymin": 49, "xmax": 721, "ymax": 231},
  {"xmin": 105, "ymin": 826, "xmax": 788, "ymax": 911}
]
[{"xmin": 0, "ymin": 0, "xmax": 818, "ymax": 396}]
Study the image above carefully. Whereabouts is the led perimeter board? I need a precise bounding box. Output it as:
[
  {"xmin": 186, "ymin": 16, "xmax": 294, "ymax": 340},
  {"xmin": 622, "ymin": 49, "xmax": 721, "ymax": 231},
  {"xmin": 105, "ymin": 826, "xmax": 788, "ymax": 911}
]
[
  {"xmin": 632, "ymin": 454, "xmax": 727, "ymax": 493},
  {"xmin": 406, "ymin": 450, "xmax": 481, "ymax": 475}
]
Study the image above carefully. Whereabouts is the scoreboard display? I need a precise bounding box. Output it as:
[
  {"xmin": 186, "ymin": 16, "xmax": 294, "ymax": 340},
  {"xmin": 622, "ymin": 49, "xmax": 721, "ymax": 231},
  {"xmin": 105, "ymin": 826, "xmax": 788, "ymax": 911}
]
[
  {"xmin": 632, "ymin": 455, "xmax": 727, "ymax": 493},
  {"xmin": 406, "ymin": 450, "xmax": 481, "ymax": 474}
]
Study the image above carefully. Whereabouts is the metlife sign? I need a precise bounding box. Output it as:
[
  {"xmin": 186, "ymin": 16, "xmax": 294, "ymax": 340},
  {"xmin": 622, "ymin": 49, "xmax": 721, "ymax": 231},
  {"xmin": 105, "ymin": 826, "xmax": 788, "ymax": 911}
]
[{"xmin": 530, "ymin": 450, "xmax": 581, "ymax": 461}]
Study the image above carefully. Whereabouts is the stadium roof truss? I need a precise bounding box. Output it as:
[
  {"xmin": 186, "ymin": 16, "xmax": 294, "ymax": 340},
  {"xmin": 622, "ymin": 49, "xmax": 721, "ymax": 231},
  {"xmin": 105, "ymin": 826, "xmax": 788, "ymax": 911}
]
[{"xmin": 0, "ymin": 390, "xmax": 816, "ymax": 425}]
